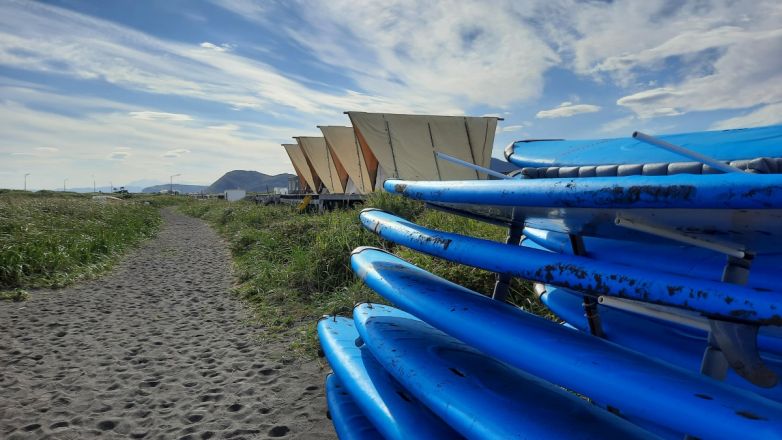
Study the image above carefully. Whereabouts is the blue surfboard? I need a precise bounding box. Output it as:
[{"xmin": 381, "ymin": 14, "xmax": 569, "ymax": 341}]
[
  {"xmin": 317, "ymin": 317, "xmax": 460, "ymax": 440},
  {"xmin": 358, "ymin": 208, "xmax": 782, "ymax": 325},
  {"xmin": 505, "ymin": 125, "xmax": 782, "ymax": 168},
  {"xmin": 523, "ymin": 226, "xmax": 782, "ymax": 292},
  {"xmin": 384, "ymin": 174, "xmax": 782, "ymax": 253},
  {"xmin": 349, "ymin": 246, "xmax": 782, "ymax": 439},
  {"xmin": 325, "ymin": 373, "xmax": 383, "ymax": 440},
  {"xmin": 505, "ymin": 124, "xmax": 782, "ymax": 168},
  {"xmin": 520, "ymin": 234, "xmax": 782, "ymax": 355},
  {"xmin": 352, "ymin": 302, "xmax": 657, "ymax": 439},
  {"xmin": 538, "ymin": 284, "xmax": 782, "ymax": 402}
]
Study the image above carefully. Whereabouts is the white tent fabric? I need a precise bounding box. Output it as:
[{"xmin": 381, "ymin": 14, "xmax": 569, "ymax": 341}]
[
  {"xmin": 282, "ymin": 143, "xmax": 318, "ymax": 192},
  {"xmin": 347, "ymin": 112, "xmax": 499, "ymax": 182},
  {"xmin": 296, "ymin": 136, "xmax": 344, "ymax": 194},
  {"xmin": 345, "ymin": 177, "xmax": 358, "ymax": 194},
  {"xmin": 319, "ymin": 126, "xmax": 373, "ymax": 194}
]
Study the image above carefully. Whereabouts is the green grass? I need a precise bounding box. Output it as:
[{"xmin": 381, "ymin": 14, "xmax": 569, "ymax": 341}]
[
  {"xmin": 0, "ymin": 191, "xmax": 161, "ymax": 295},
  {"xmin": 180, "ymin": 193, "xmax": 552, "ymax": 357}
]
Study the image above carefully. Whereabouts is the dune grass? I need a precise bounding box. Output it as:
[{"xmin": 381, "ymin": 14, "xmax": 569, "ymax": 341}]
[
  {"xmin": 180, "ymin": 193, "xmax": 549, "ymax": 356},
  {"xmin": 0, "ymin": 190, "xmax": 160, "ymax": 297}
]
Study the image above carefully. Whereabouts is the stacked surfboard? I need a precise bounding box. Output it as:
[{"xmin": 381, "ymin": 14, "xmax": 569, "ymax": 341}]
[{"xmin": 320, "ymin": 125, "xmax": 782, "ymax": 439}]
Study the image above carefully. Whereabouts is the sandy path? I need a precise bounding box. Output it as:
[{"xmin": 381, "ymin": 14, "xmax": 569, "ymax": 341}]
[{"xmin": 0, "ymin": 209, "xmax": 335, "ymax": 440}]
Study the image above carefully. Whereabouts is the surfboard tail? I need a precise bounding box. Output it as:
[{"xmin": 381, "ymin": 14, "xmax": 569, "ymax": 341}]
[
  {"xmin": 349, "ymin": 246, "xmax": 782, "ymax": 439},
  {"xmin": 357, "ymin": 208, "xmax": 782, "ymax": 325}
]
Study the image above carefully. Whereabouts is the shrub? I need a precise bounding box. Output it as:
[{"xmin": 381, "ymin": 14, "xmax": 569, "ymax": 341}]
[
  {"xmin": 180, "ymin": 196, "xmax": 550, "ymax": 357},
  {"xmin": 0, "ymin": 193, "xmax": 160, "ymax": 293}
]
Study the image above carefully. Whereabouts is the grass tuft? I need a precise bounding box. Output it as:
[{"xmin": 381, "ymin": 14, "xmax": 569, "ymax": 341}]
[
  {"xmin": 0, "ymin": 191, "xmax": 160, "ymax": 295},
  {"xmin": 181, "ymin": 196, "xmax": 552, "ymax": 357},
  {"xmin": 0, "ymin": 288, "xmax": 30, "ymax": 302}
]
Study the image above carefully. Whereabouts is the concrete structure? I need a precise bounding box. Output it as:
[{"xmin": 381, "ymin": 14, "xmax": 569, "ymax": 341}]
[{"xmin": 224, "ymin": 189, "xmax": 246, "ymax": 202}]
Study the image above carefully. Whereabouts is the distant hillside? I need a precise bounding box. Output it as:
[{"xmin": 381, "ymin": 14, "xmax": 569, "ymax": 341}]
[
  {"xmin": 141, "ymin": 184, "xmax": 207, "ymax": 194},
  {"xmin": 206, "ymin": 170, "xmax": 295, "ymax": 194}
]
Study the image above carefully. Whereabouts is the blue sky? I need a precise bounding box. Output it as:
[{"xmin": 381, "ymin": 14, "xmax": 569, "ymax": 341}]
[{"xmin": 1, "ymin": 0, "xmax": 780, "ymax": 190}]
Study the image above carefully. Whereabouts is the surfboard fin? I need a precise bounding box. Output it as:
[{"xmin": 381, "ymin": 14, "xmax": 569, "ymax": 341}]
[
  {"xmin": 707, "ymin": 320, "xmax": 778, "ymax": 388},
  {"xmin": 702, "ymin": 255, "xmax": 778, "ymax": 388}
]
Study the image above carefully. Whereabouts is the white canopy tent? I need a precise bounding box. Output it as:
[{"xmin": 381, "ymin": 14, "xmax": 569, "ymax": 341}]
[
  {"xmin": 346, "ymin": 112, "xmax": 500, "ymax": 188},
  {"xmin": 319, "ymin": 125, "xmax": 373, "ymax": 194},
  {"xmin": 295, "ymin": 136, "xmax": 345, "ymax": 194},
  {"xmin": 282, "ymin": 143, "xmax": 318, "ymax": 192}
]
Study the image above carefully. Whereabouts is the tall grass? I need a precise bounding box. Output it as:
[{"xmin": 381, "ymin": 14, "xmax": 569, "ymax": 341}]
[
  {"xmin": 181, "ymin": 193, "xmax": 550, "ymax": 356},
  {"xmin": 0, "ymin": 192, "xmax": 160, "ymax": 296}
]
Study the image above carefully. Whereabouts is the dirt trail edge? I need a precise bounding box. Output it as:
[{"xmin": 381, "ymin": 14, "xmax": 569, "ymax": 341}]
[{"xmin": 0, "ymin": 209, "xmax": 335, "ymax": 440}]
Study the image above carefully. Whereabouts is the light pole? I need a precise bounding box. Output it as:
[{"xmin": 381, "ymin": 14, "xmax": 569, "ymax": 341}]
[
  {"xmin": 170, "ymin": 173, "xmax": 181, "ymax": 194},
  {"xmin": 92, "ymin": 174, "xmax": 96, "ymax": 193},
  {"xmin": 24, "ymin": 173, "xmax": 30, "ymax": 191},
  {"xmin": 63, "ymin": 178, "xmax": 68, "ymax": 192}
]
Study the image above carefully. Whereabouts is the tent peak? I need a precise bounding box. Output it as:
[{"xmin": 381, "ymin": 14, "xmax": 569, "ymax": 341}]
[{"xmin": 343, "ymin": 110, "xmax": 504, "ymax": 121}]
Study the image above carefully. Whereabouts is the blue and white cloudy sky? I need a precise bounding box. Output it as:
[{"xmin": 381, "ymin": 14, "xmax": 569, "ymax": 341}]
[{"xmin": 1, "ymin": 0, "xmax": 781, "ymax": 190}]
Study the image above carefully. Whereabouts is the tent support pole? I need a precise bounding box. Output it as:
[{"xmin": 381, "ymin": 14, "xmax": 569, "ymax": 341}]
[
  {"xmin": 463, "ymin": 118, "xmax": 480, "ymax": 179},
  {"xmin": 427, "ymin": 123, "xmax": 443, "ymax": 180},
  {"xmin": 384, "ymin": 118, "xmax": 400, "ymax": 178}
]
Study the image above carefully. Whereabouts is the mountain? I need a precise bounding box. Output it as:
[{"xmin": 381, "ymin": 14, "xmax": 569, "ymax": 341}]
[
  {"xmin": 127, "ymin": 178, "xmax": 164, "ymax": 188},
  {"xmin": 141, "ymin": 184, "xmax": 208, "ymax": 194},
  {"xmin": 206, "ymin": 170, "xmax": 295, "ymax": 194}
]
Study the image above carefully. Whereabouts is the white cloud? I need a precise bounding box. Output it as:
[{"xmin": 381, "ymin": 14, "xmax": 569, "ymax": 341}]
[
  {"xmin": 207, "ymin": 123, "xmax": 240, "ymax": 131},
  {"xmin": 200, "ymin": 42, "xmax": 233, "ymax": 52},
  {"xmin": 536, "ymin": 102, "xmax": 601, "ymax": 119},
  {"xmin": 501, "ymin": 121, "xmax": 532, "ymax": 132},
  {"xmin": 129, "ymin": 111, "xmax": 193, "ymax": 121},
  {"xmin": 2, "ymin": 0, "xmax": 780, "ymax": 188},
  {"xmin": 34, "ymin": 147, "xmax": 59, "ymax": 152},
  {"xmin": 109, "ymin": 151, "xmax": 130, "ymax": 160},
  {"xmin": 0, "ymin": 1, "xmax": 458, "ymax": 117},
  {"xmin": 0, "ymin": 90, "xmax": 304, "ymax": 189},
  {"xmin": 557, "ymin": 1, "xmax": 781, "ymax": 75},
  {"xmin": 278, "ymin": 1, "xmax": 559, "ymax": 108},
  {"xmin": 208, "ymin": 0, "xmax": 267, "ymax": 21},
  {"xmin": 711, "ymin": 103, "xmax": 782, "ymax": 130},
  {"xmin": 163, "ymin": 148, "xmax": 192, "ymax": 158},
  {"xmin": 616, "ymin": 33, "xmax": 782, "ymax": 118},
  {"xmin": 593, "ymin": 26, "xmax": 782, "ymax": 74},
  {"xmin": 556, "ymin": 0, "xmax": 782, "ymax": 118},
  {"xmin": 598, "ymin": 116, "xmax": 637, "ymax": 136}
]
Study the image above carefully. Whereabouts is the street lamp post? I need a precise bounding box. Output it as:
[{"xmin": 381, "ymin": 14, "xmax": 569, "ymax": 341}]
[
  {"xmin": 92, "ymin": 174, "xmax": 96, "ymax": 193},
  {"xmin": 170, "ymin": 173, "xmax": 181, "ymax": 194},
  {"xmin": 63, "ymin": 178, "xmax": 68, "ymax": 192},
  {"xmin": 24, "ymin": 173, "xmax": 30, "ymax": 191}
]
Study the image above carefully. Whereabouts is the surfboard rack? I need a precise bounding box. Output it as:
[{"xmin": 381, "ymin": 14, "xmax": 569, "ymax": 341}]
[
  {"xmin": 615, "ymin": 215, "xmax": 747, "ymax": 258},
  {"xmin": 569, "ymin": 234, "xmax": 605, "ymax": 338},
  {"xmin": 319, "ymin": 124, "xmax": 782, "ymax": 439},
  {"xmin": 632, "ymin": 131, "xmax": 747, "ymax": 174},
  {"xmin": 491, "ymin": 208, "xmax": 525, "ymax": 302},
  {"xmin": 435, "ymin": 151, "xmax": 512, "ymax": 180}
]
